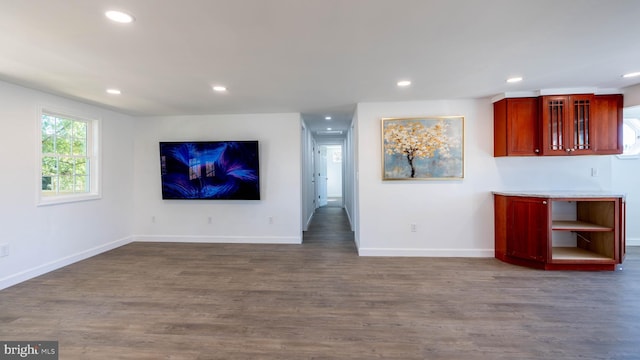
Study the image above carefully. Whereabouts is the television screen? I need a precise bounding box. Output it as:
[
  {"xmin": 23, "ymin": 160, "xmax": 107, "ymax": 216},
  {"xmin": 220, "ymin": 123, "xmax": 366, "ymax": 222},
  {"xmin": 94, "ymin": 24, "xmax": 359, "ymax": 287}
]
[{"xmin": 159, "ymin": 141, "xmax": 260, "ymax": 200}]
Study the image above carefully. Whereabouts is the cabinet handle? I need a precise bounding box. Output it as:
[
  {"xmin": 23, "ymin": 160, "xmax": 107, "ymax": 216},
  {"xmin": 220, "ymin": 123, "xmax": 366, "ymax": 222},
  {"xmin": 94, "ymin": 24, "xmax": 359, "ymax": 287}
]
[
  {"xmin": 534, "ymin": 149, "xmax": 540, "ymax": 153},
  {"xmin": 542, "ymin": 201, "xmax": 547, "ymax": 205}
]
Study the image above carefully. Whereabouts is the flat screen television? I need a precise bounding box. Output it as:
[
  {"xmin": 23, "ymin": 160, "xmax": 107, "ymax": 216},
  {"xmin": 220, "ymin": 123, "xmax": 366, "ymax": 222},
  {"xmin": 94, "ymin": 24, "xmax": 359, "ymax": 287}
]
[{"xmin": 159, "ymin": 141, "xmax": 260, "ymax": 200}]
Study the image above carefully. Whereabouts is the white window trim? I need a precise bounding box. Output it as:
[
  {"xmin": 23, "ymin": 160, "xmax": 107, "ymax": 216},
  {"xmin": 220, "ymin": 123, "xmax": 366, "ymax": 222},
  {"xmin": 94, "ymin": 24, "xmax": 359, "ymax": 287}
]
[
  {"xmin": 617, "ymin": 117, "xmax": 640, "ymax": 160},
  {"xmin": 36, "ymin": 107, "xmax": 102, "ymax": 206}
]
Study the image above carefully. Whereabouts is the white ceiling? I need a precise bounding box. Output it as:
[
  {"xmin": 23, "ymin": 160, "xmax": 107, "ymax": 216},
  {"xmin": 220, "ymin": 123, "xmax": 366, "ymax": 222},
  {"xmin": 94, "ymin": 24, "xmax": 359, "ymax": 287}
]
[{"xmin": 1, "ymin": 0, "xmax": 640, "ymax": 135}]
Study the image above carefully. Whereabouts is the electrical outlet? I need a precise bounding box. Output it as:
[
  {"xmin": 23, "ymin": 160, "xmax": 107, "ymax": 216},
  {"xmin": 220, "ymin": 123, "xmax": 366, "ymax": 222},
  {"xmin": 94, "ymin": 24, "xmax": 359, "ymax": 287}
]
[
  {"xmin": 591, "ymin": 167, "xmax": 599, "ymax": 177},
  {"xmin": 208, "ymin": 216, "xmax": 212, "ymax": 224},
  {"xmin": 268, "ymin": 216, "xmax": 274, "ymax": 224},
  {"xmin": 410, "ymin": 224, "xmax": 417, "ymax": 232},
  {"xmin": 151, "ymin": 216, "xmax": 156, "ymax": 223}
]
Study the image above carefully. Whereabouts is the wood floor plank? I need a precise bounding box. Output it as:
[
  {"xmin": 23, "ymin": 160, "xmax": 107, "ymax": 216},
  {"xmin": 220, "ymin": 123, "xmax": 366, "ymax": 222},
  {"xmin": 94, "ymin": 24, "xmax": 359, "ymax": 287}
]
[{"xmin": 1, "ymin": 207, "xmax": 639, "ymax": 359}]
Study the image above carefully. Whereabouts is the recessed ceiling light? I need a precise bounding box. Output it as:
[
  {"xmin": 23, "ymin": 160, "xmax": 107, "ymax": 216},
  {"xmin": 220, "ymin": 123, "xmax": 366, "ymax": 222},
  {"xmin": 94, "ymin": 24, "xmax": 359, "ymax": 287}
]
[
  {"xmin": 106, "ymin": 88, "xmax": 121, "ymax": 95},
  {"xmin": 397, "ymin": 80, "xmax": 411, "ymax": 87},
  {"xmin": 212, "ymin": 85, "xmax": 227, "ymax": 92},
  {"xmin": 622, "ymin": 72, "xmax": 640, "ymax": 78},
  {"xmin": 105, "ymin": 10, "xmax": 135, "ymax": 23},
  {"xmin": 327, "ymin": 128, "xmax": 332, "ymax": 131},
  {"xmin": 325, "ymin": 116, "xmax": 332, "ymax": 120},
  {"xmin": 506, "ymin": 77, "xmax": 523, "ymax": 83}
]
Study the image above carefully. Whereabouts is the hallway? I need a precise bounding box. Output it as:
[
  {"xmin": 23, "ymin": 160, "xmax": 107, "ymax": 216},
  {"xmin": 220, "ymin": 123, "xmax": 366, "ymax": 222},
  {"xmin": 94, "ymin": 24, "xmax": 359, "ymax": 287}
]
[{"xmin": 303, "ymin": 206, "xmax": 356, "ymax": 253}]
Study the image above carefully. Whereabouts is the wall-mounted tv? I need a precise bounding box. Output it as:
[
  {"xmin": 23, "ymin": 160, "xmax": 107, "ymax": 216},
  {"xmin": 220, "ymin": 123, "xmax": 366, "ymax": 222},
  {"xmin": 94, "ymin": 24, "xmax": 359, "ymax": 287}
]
[{"xmin": 159, "ymin": 141, "xmax": 260, "ymax": 200}]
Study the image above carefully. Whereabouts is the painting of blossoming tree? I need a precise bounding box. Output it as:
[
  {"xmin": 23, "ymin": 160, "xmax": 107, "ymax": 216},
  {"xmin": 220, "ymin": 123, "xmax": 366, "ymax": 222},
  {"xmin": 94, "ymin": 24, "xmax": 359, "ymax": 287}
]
[{"xmin": 382, "ymin": 116, "xmax": 463, "ymax": 180}]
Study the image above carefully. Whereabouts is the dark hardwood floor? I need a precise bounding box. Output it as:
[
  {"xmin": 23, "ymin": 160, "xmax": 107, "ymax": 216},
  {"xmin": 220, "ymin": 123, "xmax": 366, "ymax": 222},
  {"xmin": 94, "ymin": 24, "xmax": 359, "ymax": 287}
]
[{"xmin": 1, "ymin": 207, "xmax": 639, "ymax": 359}]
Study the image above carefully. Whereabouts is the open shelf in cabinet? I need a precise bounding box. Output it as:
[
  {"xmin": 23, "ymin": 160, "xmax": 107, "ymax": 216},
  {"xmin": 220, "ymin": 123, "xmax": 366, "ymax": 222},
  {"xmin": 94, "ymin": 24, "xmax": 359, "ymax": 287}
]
[
  {"xmin": 551, "ymin": 247, "xmax": 613, "ymax": 260},
  {"xmin": 550, "ymin": 200, "xmax": 617, "ymax": 262},
  {"xmin": 551, "ymin": 220, "xmax": 612, "ymax": 231}
]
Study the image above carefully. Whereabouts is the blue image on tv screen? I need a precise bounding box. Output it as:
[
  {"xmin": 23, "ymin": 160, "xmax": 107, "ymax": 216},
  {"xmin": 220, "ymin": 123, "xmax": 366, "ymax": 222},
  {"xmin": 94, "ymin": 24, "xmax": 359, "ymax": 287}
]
[{"xmin": 159, "ymin": 141, "xmax": 260, "ymax": 200}]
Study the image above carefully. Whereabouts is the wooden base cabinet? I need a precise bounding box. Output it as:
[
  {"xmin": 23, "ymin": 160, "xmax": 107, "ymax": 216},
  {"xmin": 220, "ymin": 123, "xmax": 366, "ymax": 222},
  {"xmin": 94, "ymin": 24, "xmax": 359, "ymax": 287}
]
[{"xmin": 494, "ymin": 193, "xmax": 625, "ymax": 271}]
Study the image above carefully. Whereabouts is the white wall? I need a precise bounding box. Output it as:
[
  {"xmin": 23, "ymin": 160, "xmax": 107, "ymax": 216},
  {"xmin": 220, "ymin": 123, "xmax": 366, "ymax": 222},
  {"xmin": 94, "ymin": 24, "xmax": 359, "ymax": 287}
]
[
  {"xmin": 612, "ymin": 157, "xmax": 639, "ymax": 246},
  {"xmin": 348, "ymin": 113, "xmax": 359, "ymax": 243},
  {"xmin": 616, "ymin": 83, "xmax": 640, "ymax": 245},
  {"xmin": 355, "ymin": 99, "xmax": 615, "ymax": 256},
  {"xmin": 301, "ymin": 121, "xmax": 315, "ymax": 230},
  {"xmin": 133, "ymin": 113, "xmax": 302, "ymax": 244},
  {"xmin": 0, "ymin": 81, "xmax": 135, "ymax": 290},
  {"xmin": 624, "ymin": 83, "xmax": 640, "ymax": 108}
]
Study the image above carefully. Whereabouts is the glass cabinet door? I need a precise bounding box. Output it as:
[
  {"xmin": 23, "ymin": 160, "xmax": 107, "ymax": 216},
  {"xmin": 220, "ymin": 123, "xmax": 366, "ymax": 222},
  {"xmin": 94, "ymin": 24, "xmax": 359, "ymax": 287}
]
[
  {"xmin": 570, "ymin": 95, "xmax": 594, "ymax": 154},
  {"xmin": 541, "ymin": 95, "xmax": 594, "ymax": 155}
]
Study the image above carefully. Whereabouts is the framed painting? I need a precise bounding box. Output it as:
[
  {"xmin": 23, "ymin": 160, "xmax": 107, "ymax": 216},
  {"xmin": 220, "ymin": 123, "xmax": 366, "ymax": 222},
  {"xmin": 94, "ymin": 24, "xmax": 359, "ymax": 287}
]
[{"xmin": 382, "ymin": 116, "xmax": 464, "ymax": 180}]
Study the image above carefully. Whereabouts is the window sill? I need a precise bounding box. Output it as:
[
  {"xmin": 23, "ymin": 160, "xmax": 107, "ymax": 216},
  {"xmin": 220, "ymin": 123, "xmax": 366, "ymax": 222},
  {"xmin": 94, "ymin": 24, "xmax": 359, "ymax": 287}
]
[{"xmin": 37, "ymin": 193, "xmax": 101, "ymax": 207}]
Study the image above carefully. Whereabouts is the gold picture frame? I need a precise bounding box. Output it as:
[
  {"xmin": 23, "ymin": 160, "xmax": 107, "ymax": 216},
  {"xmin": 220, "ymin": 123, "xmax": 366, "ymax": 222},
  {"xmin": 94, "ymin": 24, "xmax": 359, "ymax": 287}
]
[{"xmin": 381, "ymin": 116, "xmax": 464, "ymax": 180}]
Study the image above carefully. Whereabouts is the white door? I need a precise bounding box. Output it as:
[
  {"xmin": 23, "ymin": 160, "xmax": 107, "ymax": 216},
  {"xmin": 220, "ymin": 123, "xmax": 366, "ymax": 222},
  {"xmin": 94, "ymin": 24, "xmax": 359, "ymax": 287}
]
[
  {"xmin": 317, "ymin": 146, "xmax": 328, "ymax": 207},
  {"xmin": 325, "ymin": 145, "xmax": 343, "ymax": 200}
]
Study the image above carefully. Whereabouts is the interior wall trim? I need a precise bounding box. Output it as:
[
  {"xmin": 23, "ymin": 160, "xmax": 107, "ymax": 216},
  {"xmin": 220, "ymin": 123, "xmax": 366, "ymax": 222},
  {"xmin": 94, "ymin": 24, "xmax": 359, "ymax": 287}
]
[
  {"xmin": 358, "ymin": 247, "xmax": 494, "ymax": 257},
  {"xmin": 134, "ymin": 235, "xmax": 302, "ymax": 245},
  {"xmin": 0, "ymin": 236, "xmax": 133, "ymax": 291}
]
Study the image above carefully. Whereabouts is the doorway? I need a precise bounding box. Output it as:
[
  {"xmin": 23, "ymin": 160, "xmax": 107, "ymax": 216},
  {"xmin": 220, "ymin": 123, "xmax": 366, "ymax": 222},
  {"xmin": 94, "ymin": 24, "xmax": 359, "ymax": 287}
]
[{"xmin": 317, "ymin": 144, "xmax": 343, "ymax": 208}]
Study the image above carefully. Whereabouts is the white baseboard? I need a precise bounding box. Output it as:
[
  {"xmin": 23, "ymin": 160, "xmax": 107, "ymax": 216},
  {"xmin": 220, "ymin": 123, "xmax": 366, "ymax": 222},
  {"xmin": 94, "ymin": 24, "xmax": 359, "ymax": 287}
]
[
  {"xmin": 359, "ymin": 241, "xmax": 640, "ymax": 256},
  {"xmin": 0, "ymin": 236, "xmax": 133, "ymax": 291},
  {"xmin": 627, "ymin": 237, "xmax": 640, "ymax": 246},
  {"xmin": 134, "ymin": 235, "xmax": 302, "ymax": 244},
  {"xmin": 304, "ymin": 213, "xmax": 313, "ymax": 231},
  {"xmin": 357, "ymin": 247, "xmax": 494, "ymax": 257},
  {"xmin": 344, "ymin": 208, "xmax": 354, "ymax": 231}
]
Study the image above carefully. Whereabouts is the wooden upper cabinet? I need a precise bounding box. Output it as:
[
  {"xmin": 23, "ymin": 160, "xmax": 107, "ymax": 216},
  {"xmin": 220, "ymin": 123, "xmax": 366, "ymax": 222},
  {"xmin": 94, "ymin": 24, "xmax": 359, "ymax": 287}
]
[
  {"xmin": 494, "ymin": 97, "xmax": 539, "ymax": 156},
  {"xmin": 494, "ymin": 93, "xmax": 623, "ymax": 157},
  {"xmin": 540, "ymin": 94, "xmax": 595, "ymax": 156},
  {"xmin": 592, "ymin": 94, "xmax": 623, "ymax": 154}
]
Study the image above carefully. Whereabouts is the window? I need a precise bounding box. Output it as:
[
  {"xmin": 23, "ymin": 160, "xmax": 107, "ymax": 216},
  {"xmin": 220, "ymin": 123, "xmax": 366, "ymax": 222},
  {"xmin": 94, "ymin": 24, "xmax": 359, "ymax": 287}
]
[
  {"xmin": 621, "ymin": 117, "xmax": 640, "ymax": 157},
  {"xmin": 38, "ymin": 110, "xmax": 100, "ymax": 205}
]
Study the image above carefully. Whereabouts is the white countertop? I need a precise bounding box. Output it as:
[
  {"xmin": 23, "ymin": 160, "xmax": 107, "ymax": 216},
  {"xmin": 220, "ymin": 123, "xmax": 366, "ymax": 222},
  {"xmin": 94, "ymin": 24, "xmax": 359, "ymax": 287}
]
[{"xmin": 492, "ymin": 190, "xmax": 626, "ymax": 199}]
